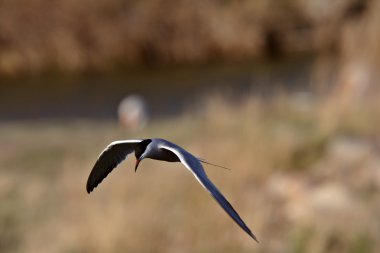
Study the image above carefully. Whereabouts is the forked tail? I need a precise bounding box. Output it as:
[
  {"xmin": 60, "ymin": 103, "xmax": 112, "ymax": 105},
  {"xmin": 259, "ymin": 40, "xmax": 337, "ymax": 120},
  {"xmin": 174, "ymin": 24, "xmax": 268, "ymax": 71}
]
[{"xmin": 197, "ymin": 158, "xmax": 231, "ymax": 171}]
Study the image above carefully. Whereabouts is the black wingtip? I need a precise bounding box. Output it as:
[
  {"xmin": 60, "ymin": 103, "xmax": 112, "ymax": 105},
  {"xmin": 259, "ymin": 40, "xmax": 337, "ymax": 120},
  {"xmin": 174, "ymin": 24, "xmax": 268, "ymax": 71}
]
[
  {"xmin": 86, "ymin": 180, "xmax": 95, "ymax": 194},
  {"xmin": 251, "ymin": 233, "xmax": 259, "ymax": 243},
  {"xmin": 245, "ymin": 226, "xmax": 259, "ymax": 243}
]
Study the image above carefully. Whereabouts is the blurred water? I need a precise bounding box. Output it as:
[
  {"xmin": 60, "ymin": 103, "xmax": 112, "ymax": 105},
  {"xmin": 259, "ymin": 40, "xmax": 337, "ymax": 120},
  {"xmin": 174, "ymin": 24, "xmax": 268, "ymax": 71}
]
[{"xmin": 0, "ymin": 55, "xmax": 313, "ymax": 121}]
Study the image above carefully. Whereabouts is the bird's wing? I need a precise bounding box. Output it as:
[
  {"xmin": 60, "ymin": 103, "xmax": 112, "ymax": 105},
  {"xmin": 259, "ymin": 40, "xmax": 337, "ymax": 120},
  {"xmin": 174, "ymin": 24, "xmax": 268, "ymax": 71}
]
[
  {"xmin": 86, "ymin": 140, "xmax": 142, "ymax": 193},
  {"xmin": 159, "ymin": 144, "xmax": 258, "ymax": 242}
]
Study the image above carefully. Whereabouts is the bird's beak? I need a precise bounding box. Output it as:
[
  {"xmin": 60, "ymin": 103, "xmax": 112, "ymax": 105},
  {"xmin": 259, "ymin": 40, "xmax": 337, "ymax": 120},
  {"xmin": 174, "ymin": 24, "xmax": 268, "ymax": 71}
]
[{"xmin": 135, "ymin": 159, "xmax": 141, "ymax": 172}]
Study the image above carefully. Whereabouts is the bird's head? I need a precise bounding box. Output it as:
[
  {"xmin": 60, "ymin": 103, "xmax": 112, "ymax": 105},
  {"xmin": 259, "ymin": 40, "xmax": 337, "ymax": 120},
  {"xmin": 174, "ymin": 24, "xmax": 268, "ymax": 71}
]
[{"xmin": 134, "ymin": 139, "xmax": 152, "ymax": 172}]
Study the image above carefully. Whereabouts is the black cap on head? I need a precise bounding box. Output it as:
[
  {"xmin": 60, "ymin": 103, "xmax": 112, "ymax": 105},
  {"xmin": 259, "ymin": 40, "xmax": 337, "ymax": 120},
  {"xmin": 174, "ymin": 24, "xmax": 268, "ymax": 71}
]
[{"xmin": 134, "ymin": 139, "xmax": 152, "ymax": 160}]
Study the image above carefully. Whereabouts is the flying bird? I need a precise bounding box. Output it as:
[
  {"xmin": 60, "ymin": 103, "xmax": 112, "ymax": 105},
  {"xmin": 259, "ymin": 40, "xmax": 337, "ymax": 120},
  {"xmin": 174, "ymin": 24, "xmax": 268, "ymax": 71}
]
[{"xmin": 86, "ymin": 138, "xmax": 258, "ymax": 242}]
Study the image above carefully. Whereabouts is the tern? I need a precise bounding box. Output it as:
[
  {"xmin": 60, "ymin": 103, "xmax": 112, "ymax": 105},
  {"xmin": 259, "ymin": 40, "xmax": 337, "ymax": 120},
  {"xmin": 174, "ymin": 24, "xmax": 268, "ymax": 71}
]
[{"xmin": 86, "ymin": 138, "xmax": 258, "ymax": 242}]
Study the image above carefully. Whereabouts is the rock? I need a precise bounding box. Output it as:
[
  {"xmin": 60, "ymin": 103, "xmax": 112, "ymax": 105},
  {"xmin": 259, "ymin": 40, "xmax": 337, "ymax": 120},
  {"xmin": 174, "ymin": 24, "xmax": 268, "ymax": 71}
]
[{"xmin": 118, "ymin": 95, "xmax": 149, "ymax": 131}]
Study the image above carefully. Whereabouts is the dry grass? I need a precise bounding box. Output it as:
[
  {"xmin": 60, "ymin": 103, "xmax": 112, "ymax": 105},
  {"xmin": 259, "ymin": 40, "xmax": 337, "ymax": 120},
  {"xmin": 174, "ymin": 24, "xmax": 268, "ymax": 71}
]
[
  {"xmin": 0, "ymin": 96, "xmax": 379, "ymax": 253},
  {"xmin": 0, "ymin": 0, "xmax": 370, "ymax": 75}
]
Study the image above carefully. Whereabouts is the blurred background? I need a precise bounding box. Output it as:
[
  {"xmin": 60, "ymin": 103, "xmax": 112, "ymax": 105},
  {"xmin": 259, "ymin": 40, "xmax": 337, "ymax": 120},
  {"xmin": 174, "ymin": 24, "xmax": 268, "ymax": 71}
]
[{"xmin": 1, "ymin": 0, "xmax": 380, "ymax": 252}]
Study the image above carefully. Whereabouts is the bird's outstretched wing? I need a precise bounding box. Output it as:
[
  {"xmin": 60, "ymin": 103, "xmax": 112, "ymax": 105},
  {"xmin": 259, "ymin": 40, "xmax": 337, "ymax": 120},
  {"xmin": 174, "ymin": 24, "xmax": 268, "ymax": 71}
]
[
  {"xmin": 86, "ymin": 140, "xmax": 142, "ymax": 193},
  {"xmin": 160, "ymin": 144, "xmax": 258, "ymax": 242}
]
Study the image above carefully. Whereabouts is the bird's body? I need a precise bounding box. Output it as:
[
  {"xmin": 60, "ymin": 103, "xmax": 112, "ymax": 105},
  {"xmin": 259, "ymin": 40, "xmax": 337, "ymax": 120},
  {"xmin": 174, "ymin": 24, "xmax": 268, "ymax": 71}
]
[
  {"xmin": 86, "ymin": 138, "xmax": 258, "ymax": 242},
  {"xmin": 141, "ymin": 139, "xmax": 181, "ymax": 162}
]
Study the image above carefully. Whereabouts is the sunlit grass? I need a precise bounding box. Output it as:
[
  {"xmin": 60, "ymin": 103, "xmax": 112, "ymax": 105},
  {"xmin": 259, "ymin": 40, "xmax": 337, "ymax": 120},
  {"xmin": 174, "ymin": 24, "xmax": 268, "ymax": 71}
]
[{"xmin": 0, "ymin": 96, "xmax": 379, "ymax": 253}]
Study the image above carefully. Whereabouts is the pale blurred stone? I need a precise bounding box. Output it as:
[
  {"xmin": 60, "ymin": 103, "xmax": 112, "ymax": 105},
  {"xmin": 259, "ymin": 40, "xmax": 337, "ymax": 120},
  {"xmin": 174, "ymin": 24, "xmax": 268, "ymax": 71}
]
[
  {"xmin": 310, "ymin": 183, "xmax": 351, "ymax": 212},
  {"xmin": 267, "ymin": 173, "xmax": 355, "ymax": 224},
  {"xmin": 326, "ymin": 137, "xmax": 372, "ymax": 164},
  {"xmin": 118, "ymin": 95, "xmax": 149, "ymax": 131}
]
